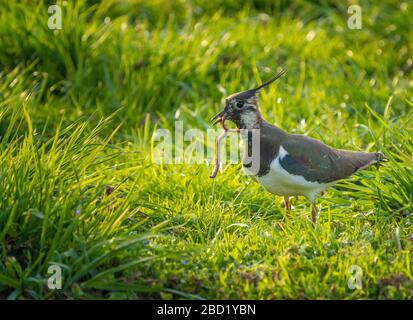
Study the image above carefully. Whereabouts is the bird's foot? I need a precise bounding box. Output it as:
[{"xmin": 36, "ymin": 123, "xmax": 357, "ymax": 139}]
[{"xmin": 283, "ymin": 196, "xmax": 294, "ymax": 211}]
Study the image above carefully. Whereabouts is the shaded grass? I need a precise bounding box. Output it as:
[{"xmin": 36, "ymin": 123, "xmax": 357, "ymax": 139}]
[{"xmin": 0, "ymin": 0, "xmax": 412, "ymax": 299}]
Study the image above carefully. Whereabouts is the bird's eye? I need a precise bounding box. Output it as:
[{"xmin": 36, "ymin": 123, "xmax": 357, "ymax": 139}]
[{"xmin": 235, "ymin": 101, "xmax": 243, "ymax": 109}]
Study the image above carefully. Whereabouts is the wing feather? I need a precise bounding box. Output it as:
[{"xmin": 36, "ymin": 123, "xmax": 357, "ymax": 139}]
[{"xmin": 279, "ymin": 135, "xmax": 377, "ymax": 183}]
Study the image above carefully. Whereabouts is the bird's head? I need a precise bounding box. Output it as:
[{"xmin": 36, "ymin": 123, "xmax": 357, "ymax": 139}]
[{"xmin": 211, "ymin": 69, "xmax": 286, "ymax": 129}]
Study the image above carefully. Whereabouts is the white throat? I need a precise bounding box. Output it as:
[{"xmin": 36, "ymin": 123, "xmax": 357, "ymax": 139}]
[{"xmin": 240, "ymin": 110, "xmax": 259, "ymax": 129}]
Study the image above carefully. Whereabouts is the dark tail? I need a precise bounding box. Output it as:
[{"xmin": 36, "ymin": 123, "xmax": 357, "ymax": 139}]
[
  {"xmin": 375, "ymin": 152, "xmax": 387, "ymax": 163},
  {"xmin": 344, "ymin": 150, "xmax": 387, "ymax": 173}
]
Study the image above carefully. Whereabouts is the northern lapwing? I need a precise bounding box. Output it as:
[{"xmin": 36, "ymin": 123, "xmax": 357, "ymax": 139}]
[{"xmin": 211, "ymin": 70, "xmax": 385, "ymax": 223}]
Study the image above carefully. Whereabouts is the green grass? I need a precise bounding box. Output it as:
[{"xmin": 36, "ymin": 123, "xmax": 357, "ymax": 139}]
[{"xmin": 0, "ymin": 0, "xmax": 412, "ymax": 299}]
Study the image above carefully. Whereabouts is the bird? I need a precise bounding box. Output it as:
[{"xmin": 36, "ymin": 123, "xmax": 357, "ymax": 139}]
[{"xmin": 211, "ymin": 69, "xmax": 385, "ymax": 223}]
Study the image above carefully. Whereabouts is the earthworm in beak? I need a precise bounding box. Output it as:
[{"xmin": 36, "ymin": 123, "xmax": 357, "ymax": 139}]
[
  {"xmin": 210, "ymin": 113, "xmax": 239, "ymax": 178},
  {"xmin": 210, "ymin": 128, "xmax": 228, "ymax": 178},
  {"xmin": 211, "ymin": 110, "xmax": 226, "ymax": 126}
]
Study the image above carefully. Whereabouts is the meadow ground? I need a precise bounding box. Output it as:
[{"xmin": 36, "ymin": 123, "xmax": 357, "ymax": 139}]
[{"xmin": 0, "ymin": 0, "xmax": 412, "ymax": 299}]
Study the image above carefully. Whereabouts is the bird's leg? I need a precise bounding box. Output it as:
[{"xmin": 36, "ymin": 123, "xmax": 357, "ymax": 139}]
[
  {"xmin": 279, "ymin": 196, "xmax": 291, "ymax": 225},
  {"xmin": 311, "ymin": 202, "xmax": 317, "ymax": 224},
  {"xmin": 284, "ymin": 196, "xmax": 291, "ymax": 211}
]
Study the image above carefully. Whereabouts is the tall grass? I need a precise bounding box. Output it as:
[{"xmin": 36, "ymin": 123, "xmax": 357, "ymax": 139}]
[{"xmin": 0, "ymin": 105, "xmax": 171, "ymax": 299}]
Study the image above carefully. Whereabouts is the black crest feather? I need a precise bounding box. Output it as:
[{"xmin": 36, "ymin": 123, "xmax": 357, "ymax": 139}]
[{"xmin": 229, "ymin": 68, "xmax": 287, "ymax": 101}]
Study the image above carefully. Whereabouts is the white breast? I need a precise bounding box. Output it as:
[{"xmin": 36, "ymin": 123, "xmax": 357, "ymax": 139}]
[{"xmin": 253, "ymin": 146, "xmax": 334, "ymax": 201}]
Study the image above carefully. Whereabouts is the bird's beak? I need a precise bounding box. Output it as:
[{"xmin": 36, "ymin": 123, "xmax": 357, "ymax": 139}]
[{"xmin": 211, "ymin": 110, "xmax": 226, "ymax": 126}]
